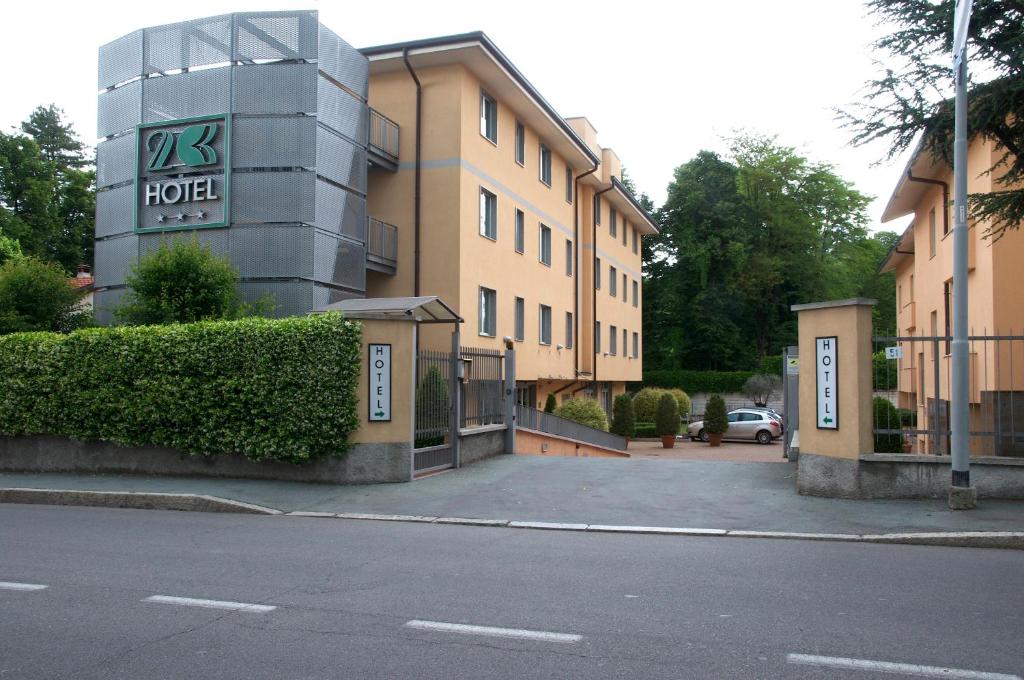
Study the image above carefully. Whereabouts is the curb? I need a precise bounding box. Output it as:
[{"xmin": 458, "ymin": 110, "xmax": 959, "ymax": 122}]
[
  {"xmin": 3, "ymin": 488, "xmax": 1021, "ymax": 549},
  {"xmin": 0, "ymin": 487, "xmax": 282, "ymax": 515}
]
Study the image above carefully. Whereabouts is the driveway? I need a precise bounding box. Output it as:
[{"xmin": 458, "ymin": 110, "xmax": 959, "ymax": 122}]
[{"xmin": 627, "ymin": 438, "xmax": 787, "ymax": 463}]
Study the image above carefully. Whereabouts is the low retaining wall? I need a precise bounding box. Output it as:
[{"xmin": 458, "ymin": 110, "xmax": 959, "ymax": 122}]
[
  {"xmin": 460, "ymin": 425, "xmax": 507, "ymax": 465},
  {"xmin": 0, "ymin": 435, "xmax": 412, "ymax": 485},
  {"xmin": 798, "ymin": 451, "xmax": 1024, "ymax": 499},
  {"xmin": 515, "ymin": 428, "xmax": 629, "ymax": 458}
]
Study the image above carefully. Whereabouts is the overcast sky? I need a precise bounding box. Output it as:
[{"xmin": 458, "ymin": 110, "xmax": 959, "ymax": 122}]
[{"xmin": 0, "ymin": 0, "xmax": 917, "ymax": 234}]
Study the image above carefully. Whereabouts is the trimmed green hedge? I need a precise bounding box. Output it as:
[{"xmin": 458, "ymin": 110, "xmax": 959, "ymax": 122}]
[
  {"xmin": 643, "ymin": 369, "xmax": 754, "ymax": 394},
  {"xmin": 634, "ymin": 422, "xmax": 658, "ymax": 439},
  {"xmin": 0, "ymin": 313, "xmax": 361, "ymax": 464}
]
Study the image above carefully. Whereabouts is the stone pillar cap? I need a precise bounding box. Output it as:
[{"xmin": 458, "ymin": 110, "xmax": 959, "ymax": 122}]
[{"xmin": 790, "ymin": 298, "xmax": 877, "ymax": 312}]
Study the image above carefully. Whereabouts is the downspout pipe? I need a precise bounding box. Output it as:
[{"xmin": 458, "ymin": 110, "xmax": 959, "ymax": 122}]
[
  {"xmin": 403, "ymin": 48, "xmax": 422, "ymax": 297},
  {"xmin": 906, "ymin": 170, "xmax": 950, "ymax": 236},
  {"xmin": 573, "ymin": 165, "xmax": 599, "ymax": 379},
  {"xmin": 592, "ymin": 185, "xmax": 615, "ymax": 385}
]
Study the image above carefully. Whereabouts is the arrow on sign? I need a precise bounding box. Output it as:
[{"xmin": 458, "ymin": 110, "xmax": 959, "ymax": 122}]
[
  {"xmin": 823, "ymin": 417, "xmax": 833, "ymax": 424},
  {"xmin": 374, "ymin": 410, "xmax": 385, "ymax": 418}
]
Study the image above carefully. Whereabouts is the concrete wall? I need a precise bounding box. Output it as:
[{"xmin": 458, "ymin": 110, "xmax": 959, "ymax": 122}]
[
  {"xmin": 516, "ymin": 427, "xmax": 629, "ymax": 458},
  {"xmin": 459, "ymin": 425, "xmax": 507, "ymax": 465}
]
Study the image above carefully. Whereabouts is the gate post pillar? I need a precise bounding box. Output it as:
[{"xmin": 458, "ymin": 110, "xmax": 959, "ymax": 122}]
[
  {"xmin": 503, "ymin": 339, "xmax": 516, "ymax": 454},
  {"xmin": 790, "ymin": 298, "xmax": 876, "ymax": 497},
  {"xmin": 450, "ymin": 325, "xmax": 462, "ymax": 468}
]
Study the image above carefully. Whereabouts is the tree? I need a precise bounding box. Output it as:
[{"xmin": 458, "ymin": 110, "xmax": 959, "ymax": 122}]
[
  {"xmin": 610, "ymin": 394, "xmax": 636, "ymax": 438},
  {"xmin": 0, "ymin": 227, "xmax": 21, "ymax": 265},
  {"xmin": 873, "ymin": 397, "xmax": 904, "ymax": 453},
  {"xmin": 703, "ymin": 394, "xmax": 729, "ymax": 436},
  {"xmin": 415, "ymin": 365, "xmax": 450, "ymax": 447},
  {"xmin": 0, "ymin": 256, "xmax": 90, "ymax": 334},
  {"xmin": 116, "ymin": 237, "xmax": 271, "ymax": 325},
  {"xmin": 555, "ymin": 398, "xmax": 609, "ymax": 432},
  {"xmin": 632, "ymin": 387, "xmax": 666, "ymax": 423},
  {"xmin": 666, "ymin": 388, "xmax": 692, "ymax": 419},
  {"xmin": 654, "ymin": 392, "xmax": 679, "ymax": 437},
  {"xmin": 742, "ymin": 374, "xmax": 782, "ymax": 407},
  {"xmin": 840, "ymin": 0, "xmax": 1024, "ymax": 238},
  {"xmin": 544, "ymin": 392, "xmax": 557, "ymax": 413},
  {"xmin": 21, "ymin": 105, "xmax": 88, "ymax": 170}
]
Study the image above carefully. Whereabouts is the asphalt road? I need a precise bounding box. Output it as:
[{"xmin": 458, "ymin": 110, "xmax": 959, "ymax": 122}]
[{"xmin": 2, "ymin": 504, "xmax": 1023, "ymax": 680}]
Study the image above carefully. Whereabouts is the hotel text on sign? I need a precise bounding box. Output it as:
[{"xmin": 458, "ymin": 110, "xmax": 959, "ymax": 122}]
[
  {"xmin": 816, "ymin": 336, "xmax": 838, "ymax": 430},
  {"xmin": 368, "ymin": 344, "xmax": 391, "ymax": 422}
]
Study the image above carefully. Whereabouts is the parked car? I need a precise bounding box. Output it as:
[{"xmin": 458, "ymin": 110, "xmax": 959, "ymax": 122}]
[{"xmin": 688, "ymin": 408, "xmax": 783, "ymax": 445}]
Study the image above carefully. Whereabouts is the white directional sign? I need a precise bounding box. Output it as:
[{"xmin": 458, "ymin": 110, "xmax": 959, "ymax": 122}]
[
  {"xmin": 368, "ymin": 344, "xmax": 391, "ymax": 422},
  {"xmin": 816, "ymin": 336, "xmax": 838, "ymax": 430}
]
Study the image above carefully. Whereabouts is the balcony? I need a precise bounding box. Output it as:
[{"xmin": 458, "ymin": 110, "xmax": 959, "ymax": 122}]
[
  {"xmin": 367, "ymin": 217, "xmax": 398, "ymax": 275},
  {"xmin": 368, "ymin": 108, "xmax": 399, "ymax": 172}
]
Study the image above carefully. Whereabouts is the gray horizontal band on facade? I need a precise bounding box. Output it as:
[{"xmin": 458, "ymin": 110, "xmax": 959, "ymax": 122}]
[
  {"xmin": 399, "ymin": 156, "xmax": 642, "ymax": 280},
  {"xmin": 579, "ymin": 242, "xmax": 641, "ymax": 282},
  {"xmin": 99, "ymin": 57, "xmax": 322, "ymax": 96}
]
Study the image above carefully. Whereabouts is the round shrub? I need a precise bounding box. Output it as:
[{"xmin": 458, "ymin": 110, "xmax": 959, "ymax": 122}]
[
  {"xmin": 666, "ymin": 388, "xmax": 692, "ymax": 419},
  {"xmin": 873, "ymin": 397, "xmax": 903, "ymax": 453},
  {"xmin": 544, "ymin": 392, "xmax": 557, "ymax": 413},
  {"xmin": 555, "ymin": 398, "xmax": 609, "ymax": 432},
  {"xmin": 655, "ymin": 393, "xmax": 679, "ymax": 436},
  {"xmin": 611, "ymin": 393, "xmax": 636, "ymax": 438},
  {"xmin": 0, "ymin": 256, "xmax": 90, "ymax": 334},
  {"xmin": 704, "ymin": 394, "xmax": 729, "ymax": 435},
  {"xmin": 633, "ymin": 387, "xmax": 666, "ymax": 423}
]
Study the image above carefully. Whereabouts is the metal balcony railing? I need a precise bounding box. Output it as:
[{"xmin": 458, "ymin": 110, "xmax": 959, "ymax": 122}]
[
  {"xmin": 368, "ymin": 108, "xmax": 399, "ymax": 164},
  {"xmin": 367, "ymin": 217, "xmax": 398, "ymax": 268}
]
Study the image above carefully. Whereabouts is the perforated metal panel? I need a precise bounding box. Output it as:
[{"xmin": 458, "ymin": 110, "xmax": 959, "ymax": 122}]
[
  {"xmin": 229, "ymin": 225, "xmax": 313, "ymax": 278},
  {"xmin": 96, "ymin": 134, "xmax": 135, "ymax": 189},
  {"xmin": 94, "ymin": 235, "xmax": 139, "ymax": 287},
  {"xmin": 315, "ymin": 126, "xmax": 367, "ymax": 193},
  {"xmin": 97, "ymin": 80, "xmax": 142, "ymax": 139},
  {"xmin": 144, "ymin": 14, "xmax": 232, "ymax": 74},
  {"xmin": 239, "ymin": 280, "xmax": 314, "ymax": 318},
  {"xmin": 314, "ymin": 179, "xmax": 365, "ymax": 241},
  {"xmin": 233, "ymin": 116, "xmax": 316, "ymax": 169},
  {"xmin": 95, "ymin": 185, "xmax": 134, "ymax": 238},
  {"xmin": 98, "ymin": 30, "xmax": 143, "ymax": 89},
  {"xmin": 235, "ymin": 11, "xmax": 317, "ymax": 61},
  {"xmin": 139, "ymin": 228, "xmax": 230, "ymax": 258},
  {"xmin": 232, "ymin": 171, "xmax": 316, "ymax": 224},
  {"xmin": 92, "ymin": 287, "xmax": 127, "ymax": 326},
  {"xmin": 317, "ymin": 76, "xmax": 367, "ymax": 145},
  {"xmin": 314, "ymin": 232, "xmax": 366, "ymax": 291},
  {"xmin": 143, "ymin": 68, "xmax": 230, "ymax": 123},
  {"xmin": 233, "ymin": 63, "xmax": 317, "ymax": 115},
  {"xmin": 318, "ymin": 25, "xmax": 368, "ymax": 99}
]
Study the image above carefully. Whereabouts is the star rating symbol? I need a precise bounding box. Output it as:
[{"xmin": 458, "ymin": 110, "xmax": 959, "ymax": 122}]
[
  {"xmin": 155, "ymin": 213, "xmax": 165, "ymax": 223},
  {"xmin": 174, "ymin": 212, "xmax": 185, "ymax": 222},
  {"xmin": 194, "ymin": 210, "xmax": 205, "ymax": 220}
]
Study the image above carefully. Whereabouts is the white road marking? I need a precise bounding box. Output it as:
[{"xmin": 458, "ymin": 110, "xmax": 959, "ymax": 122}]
[
  {"xmin": 142, "ymin": 595, "xmax": 275, "ymax": 613},
  {"xmin": 787, "ymin": 653, "xmax": 1022, "ymax": 679},
  {"xmin": 404, "ymin": 619, "xmax": 581, "ymax": 644},
  {"xmin": 0, "ymin": 581, "xmax": 47, "ymax": 591}
]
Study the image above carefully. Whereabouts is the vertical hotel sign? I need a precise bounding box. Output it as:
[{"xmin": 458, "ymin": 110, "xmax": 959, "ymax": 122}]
[
  {"xmin": 368, "ymin": 344, "xmax": 391, "ymax": 422},
  {"xmin": 816, "ymin": 336, "xmax": 838, "ymax": 429}
]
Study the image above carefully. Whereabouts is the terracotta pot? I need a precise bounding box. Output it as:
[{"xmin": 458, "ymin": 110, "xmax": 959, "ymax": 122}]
[
  {"xmin": 660, "ymin": 435, "xmax": 675, "ymax": 449},
  {"xmin": 708, "ymin": 432, "xmax": 723, "ymax": 447}
]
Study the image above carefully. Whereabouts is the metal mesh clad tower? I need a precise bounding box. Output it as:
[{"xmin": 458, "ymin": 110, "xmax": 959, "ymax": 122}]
[{"xmin": 94, "ymin": 11, "xmax": 371, "ymax": 321}]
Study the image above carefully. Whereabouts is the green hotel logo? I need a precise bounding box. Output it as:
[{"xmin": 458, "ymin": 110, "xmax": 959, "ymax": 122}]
[{"xmin": 145, "ymin": 122, "xmax": 219, "ymax": 172}]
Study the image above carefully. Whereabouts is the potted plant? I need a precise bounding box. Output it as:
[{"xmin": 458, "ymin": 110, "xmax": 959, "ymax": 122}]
[
  {"xmin": 611, "ymin": 393, "xmax": 636, "ymax": 444},
  {"xmin": 655, "ymin": 392, "xmax": 679, "ymax": 448},
  {"xmin": 704, "ymin": 394, "xmax": 728, "ymax": 447}
]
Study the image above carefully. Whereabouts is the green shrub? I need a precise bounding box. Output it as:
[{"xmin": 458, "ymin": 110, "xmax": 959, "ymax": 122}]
[
  {"xmin": 0, "ymin": 313, "xmax": 361, "ymax": 463},
  {"xmin": 704, "ymin": 394, "xmax": 729, "ymax": 435},
  {"xmin": 634, "ymin": 422, "xmax": 658, "ymax": 438},
  {"xmin": 655, "ymin": 393, "xmax": 679, "ymax": 436},
  {"xmin": 665, "ymin": 388, "xmax": 692, "ymax": 419},
  {"xmin": 873, "ymin": 350, "xmax": 898, "ymax": 390},
  {"xmin": 873, "ymin": 397, "xmax": 904, "ymax": 453},
  {"xmin": 0, "ymin": 228, "xmax": 21, "ymax": 266},
  {"xmin": 555, "ymin": 398, "xmax": 609, "ymax": 432},
  {"xmin": 415, "ymin": 366, "xmax": 450, "ymax": 448},
  {"xmin": 642, "ymin": 369, "xmax": 754, "ymax": 394},
  {"xmin": 117, "ymin": 236, "xmax": 273, "ymax": 325},
  {"xmin": 633, "ymin": 387, "xmax": 666, "ymax": 423},
  {"xmin": 611, "ymin": 393, "xmax": 635, "ymax": 438},
  {"xmin": 0, "ymin": 256, "xmax": 90, "ymax": 334},
  {"xmin": 742, "ymin": 373, "xmax": 781, "ymax": 407},
  {"xmin": 898, "ymin": 408, "xmax": 917, "ymax": 427},
  {"xmin": 759, "ymin": 354, "xmax": 783, "ymax": 376},
  {"xmin": 544, "ymin": 392, "xmax": 557, "ymax": 413}
]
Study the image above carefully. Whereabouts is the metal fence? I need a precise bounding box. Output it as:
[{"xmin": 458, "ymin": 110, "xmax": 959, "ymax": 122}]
[
  {"xmin": 872, "ymin": 332, "xmax": 1024, "ymax": 457},
  {"xmin": 414, "ymin": 349, "xmax": 451, "ymax": 449},
  {"xmin": 368, "ymin": 107, "xmax": 399, "ymax": 162},
  {"xmin": 367, "ymin": 217, "xmax": 398, "ymax": 265},
  {"xmin": 461, "ymin": 346, "xmax": 504, "ymax": 428},
  {"xmin": 516, "ymin": 405, "xmax": 627, "ymax": 452}
]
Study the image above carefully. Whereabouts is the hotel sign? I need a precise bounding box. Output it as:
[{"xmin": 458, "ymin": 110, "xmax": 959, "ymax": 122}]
[
  {"xmin": 135, "ymin": 114, "xmax": 229, "ymax": 232},
  {"xmin": 368, "ymin": 344, "xmax": 391, "ymax": 422},
  {"xmin": 816, "ymin": 336, "xmax": 838, "ymax": 430}
]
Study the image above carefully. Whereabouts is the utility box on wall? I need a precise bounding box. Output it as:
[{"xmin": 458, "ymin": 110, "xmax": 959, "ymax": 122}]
[{"xmin": 94, "ymin": 11, "xmax": 371, "ymax": 322}]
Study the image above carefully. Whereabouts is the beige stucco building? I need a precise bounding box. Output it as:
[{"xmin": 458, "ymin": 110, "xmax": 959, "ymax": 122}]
[
  {"xmin": 880, "ymin": 133, "xmax": 1024, "ymax": 456},
  {"xmin": 360, "ymin": 33, "xmax": 657, "ymax": 412}
]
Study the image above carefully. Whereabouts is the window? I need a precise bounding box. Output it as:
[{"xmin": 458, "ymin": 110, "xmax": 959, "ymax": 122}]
[
  {"xmin": 479, "ymin": 188, "xmax": 497, "ymax": 240},
  {"xmin": 610, "ymin": 208, "xmax": 617, "ymax": 239},
  {"xmin": 622, "ymin": 328, "xmax": 627, "ymax": 356},
  {"xmin": 622, "ymin": 273, "xmax": 627, "ymax": 301},
  {"xmin": 480, "ymin": 91, "xmax": 497, "ymax": 143},
  {"xmin": 594, "ymin": 194, "xmax": 601, "ymax": 225},
  {"xmin": 514, "ymin": 209, "xmax": 525, "ymax": 253},
  {"xmin": 565, "ymin": 239, "xmax": 573, "ymax": 276},
  {"xmin": 479, "ymin": 287, "xmax": 496, "ymax": 336},
  {"xmin": 609, "ymin": 325, "xmax": 617, "ymax": 355},
  {"xmin": 565, "ymin": 312, "xmax": 573, "ymax": 349},
  {"xmin": 539, "ymin": 145, "xmax": 551, "ymax": 186},
  {"xmin": 595, "ymin": 257, "xmax": 601, "ymax": 289},
  {"xmin": 632, "ymin": 331, "xmax": 639, "ymax": 358},
  {"xmin": 515, "ymin": 121, "xmax": 525, "ymax": 165},
  {"xmin": 898, "ymin": 284, "xmax": 903, "ymax": 308},
  {"xmin": 929, "ymin": 207, "xmax": 937, "ymax": 258},
  {"xmin": 621, "ymin": 219, "xmax": 627, "ymax": 245},
  {"xmin": 514, "ymin": 297, "xmax": 525, "ymax": 342},
  {"xmin": 539, "ymin": 304, "xmax": 552, "ymax": 345},
  {"xmin": 910, "ymin": 274, "xmax": 915, "ymax": 300},
  {"xmin": 565, "ymin": 168, "xmax": 573, "ymax": 203},
  {"xmin": 632, "ymin": 280, "xmax": 638, "ymax": 307},
  {"xmin": 595, "ymin": 321, "xmax": 601, "ymax": 353},
  {"xmin": 632, "ymin": 227, "xmax": 638, "ymax": 254},
  {"xmin": 610, "ymin": 266, "xmax": 617, "ymax": 297},
  {"xmin": 539, "ymin": 224, "xmax": 551, "ymax": 265}
]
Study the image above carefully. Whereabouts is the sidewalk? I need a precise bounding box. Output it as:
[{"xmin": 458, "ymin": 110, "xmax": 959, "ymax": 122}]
[{"xmin": 3, "ymin": 455, "xmax": 1023, "ymax": 536}]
